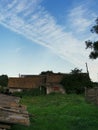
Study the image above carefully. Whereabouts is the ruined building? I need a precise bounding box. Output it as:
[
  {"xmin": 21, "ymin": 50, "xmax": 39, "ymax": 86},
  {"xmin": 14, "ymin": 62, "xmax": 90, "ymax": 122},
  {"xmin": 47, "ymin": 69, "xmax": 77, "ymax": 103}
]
[
  {"xmin": 8, "ymin": 72, "xmax": 66, "ymax": 94},
  {"xmin": 8, "ymin": 71, "xmax": 90, "ymax": 94}
]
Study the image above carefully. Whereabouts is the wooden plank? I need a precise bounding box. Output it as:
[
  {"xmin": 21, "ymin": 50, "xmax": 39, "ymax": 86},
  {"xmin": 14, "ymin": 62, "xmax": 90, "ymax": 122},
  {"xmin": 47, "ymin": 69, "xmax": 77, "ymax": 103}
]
[
  {"xmin": 0, "ymin": 94, "xmax": 20, "ymax": 108},
  {"xmin": 0, "ymin": 94, "xmax": 20, "ymax": 103},
  {"xmin": 0, "ymin": 107, "xmax": 29, "ymax": 116},
  {"xmin": 0, "ymin": 94, "xmax": 30, "ymax": 126},
  {"xmin": 0, "ymin": 124, "xmax": 11, "ymax": 129},
  {"xmin": 0, "ymin": 109, "xmax": 30, "ymax": 126}
]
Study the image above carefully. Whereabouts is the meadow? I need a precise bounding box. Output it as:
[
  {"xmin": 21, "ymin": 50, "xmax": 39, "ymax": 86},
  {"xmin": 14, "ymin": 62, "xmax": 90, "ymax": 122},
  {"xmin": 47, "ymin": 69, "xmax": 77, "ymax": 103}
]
[{"xmin": 11, "ymin": 94, "xmax": 98, "ymax": 130}]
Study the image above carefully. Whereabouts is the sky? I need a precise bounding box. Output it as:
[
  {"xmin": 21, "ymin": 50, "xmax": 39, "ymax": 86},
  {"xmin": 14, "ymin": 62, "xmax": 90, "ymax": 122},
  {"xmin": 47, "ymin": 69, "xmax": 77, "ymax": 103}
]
[{"xmin": 0, "ymin": 0, "xmax": 98, "ymax": 81}]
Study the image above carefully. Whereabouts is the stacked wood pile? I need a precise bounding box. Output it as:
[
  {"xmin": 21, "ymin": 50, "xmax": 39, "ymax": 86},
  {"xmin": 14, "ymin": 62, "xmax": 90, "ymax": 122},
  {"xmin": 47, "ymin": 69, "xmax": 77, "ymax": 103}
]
[{"xmin": 0, "ymin": 94, "xmax": 30, "ymax": 130}]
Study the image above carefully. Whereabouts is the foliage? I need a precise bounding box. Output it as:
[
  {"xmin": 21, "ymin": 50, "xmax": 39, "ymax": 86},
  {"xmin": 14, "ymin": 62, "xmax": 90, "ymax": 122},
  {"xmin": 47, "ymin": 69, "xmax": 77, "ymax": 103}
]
[
  {"xmin": 71, "ymin": 68, "xmax": 82, "ymax": 74},
  {"xmin": 0, "ymin": 75, "xmax": 8, "ymax": 93},
  {"xmin": 0, "ymin": 75, "xmax": 8, "ymax": 87},
  {"xmin": 61, "ymin": 73, "xmax": 92, "ymax": 94},
  {"xmin": 85, "ymin": 18, "xmax": 98, "ymax": 59},
  {"xmin": 40, "ymin": 70, "xmax": 53, "ymax": 75},
  {"xmin": 13, "ymin": 87, "xmax": 46, "ymax": 97},
  {"xmin": 11, "ymin": 94, "xmax": 98, "ymax": 130}
]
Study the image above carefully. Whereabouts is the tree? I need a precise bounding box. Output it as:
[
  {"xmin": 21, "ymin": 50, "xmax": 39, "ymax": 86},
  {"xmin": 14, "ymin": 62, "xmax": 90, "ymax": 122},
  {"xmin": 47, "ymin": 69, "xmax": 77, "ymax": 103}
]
[
  {"xmin": 0, "ymin": 75, "xmax": 8, "ymax": 87},
  {"xmin": 0, "ymin": 75, "xmax": 8, "ymax": 93},
  {"xmin": 71, "ymin": 68, "xmax": 82, "ymax": 74},
  {"xmin": 85, "ymin": 18, "xmax": 98, "ymax": 59},
  {"xmin": 40, "ymin": 71, "xmax": 53, "ymax": 75},
  {"xmin": 61, "ymin": 68, "xmax": 92, "ymax": 94}
]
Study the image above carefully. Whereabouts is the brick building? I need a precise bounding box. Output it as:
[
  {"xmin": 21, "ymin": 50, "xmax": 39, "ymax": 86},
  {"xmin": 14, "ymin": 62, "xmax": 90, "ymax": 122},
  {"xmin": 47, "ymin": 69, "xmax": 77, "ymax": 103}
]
[
  {"xmin": 8, "ymin": 72, "xmax": 66, "ymax": 94},
  {"xmin": 8, "ymin": 72, "xmax": 90, "ymax": 94}
]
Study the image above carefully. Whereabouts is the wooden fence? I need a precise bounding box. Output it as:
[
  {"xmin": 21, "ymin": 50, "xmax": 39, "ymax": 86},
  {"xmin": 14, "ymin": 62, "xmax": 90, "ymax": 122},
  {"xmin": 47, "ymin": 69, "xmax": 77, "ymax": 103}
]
[{"xmin": 85, "ymin": 87, "xmax": 98, "ymax": 105}]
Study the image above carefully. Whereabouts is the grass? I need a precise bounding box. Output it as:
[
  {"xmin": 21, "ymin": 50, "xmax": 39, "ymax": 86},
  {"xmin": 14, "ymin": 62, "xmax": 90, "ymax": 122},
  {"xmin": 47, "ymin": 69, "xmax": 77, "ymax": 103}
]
[{"xmin": 11, "ymin": 94, "xmax": 98, "ymax": 130}]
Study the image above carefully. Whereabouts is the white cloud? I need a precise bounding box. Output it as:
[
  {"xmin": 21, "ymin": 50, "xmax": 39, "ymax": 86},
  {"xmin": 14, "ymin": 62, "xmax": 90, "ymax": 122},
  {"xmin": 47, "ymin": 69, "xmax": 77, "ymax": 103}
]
[
  {"xmin": 0, "ymin": 0, "xmax": 97, "ymax": 81},
  {"xmin": 68, "ymin": 5, "xmax": 96, "ymax": 32},
  {"xmin": 0, "ymin": 2, "xmax": 87, "ymax": 62}
]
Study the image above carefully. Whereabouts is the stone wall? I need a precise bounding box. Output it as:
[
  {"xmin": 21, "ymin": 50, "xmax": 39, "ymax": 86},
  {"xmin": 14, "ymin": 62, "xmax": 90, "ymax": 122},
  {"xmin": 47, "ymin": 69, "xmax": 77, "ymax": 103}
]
[{"xmin": 85, "ymin": 87, "xmax": 98, "ymax": 105}]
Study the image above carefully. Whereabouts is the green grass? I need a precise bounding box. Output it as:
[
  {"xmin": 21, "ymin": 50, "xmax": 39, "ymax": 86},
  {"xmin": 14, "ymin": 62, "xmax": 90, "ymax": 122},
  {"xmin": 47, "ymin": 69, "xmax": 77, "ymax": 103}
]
[{"xmin": 11, "ymin": 94, "xmax": 98, "ymax": 130}]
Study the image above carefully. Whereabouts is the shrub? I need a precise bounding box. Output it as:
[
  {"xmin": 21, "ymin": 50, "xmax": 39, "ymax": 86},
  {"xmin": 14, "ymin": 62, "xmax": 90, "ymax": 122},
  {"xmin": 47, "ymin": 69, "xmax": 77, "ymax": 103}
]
[
  {"xmin": 61, "ymin": 73, "xmax": 92, "ymax": 94},
  {"xmin": 13, "ymin": 87, "xmax": 46, "ymax": 97}
]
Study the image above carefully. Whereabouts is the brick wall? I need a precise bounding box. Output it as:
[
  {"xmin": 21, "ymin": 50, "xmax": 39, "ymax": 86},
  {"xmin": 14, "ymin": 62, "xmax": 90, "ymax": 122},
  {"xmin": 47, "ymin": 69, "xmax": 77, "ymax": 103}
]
[
  {"xmin": 8, "ymin": 74, "xmax": 66, "ymax": 89},
  {"xmin": 8, "ymin": 73, "xmax": 89, "ymax": 95},
  {"xmin": 8, "ymin": 76, "xmax": 44, "ymax": 89},
  {"xmin": 46, "ymin": 74, "xmax": 64, "ymax": 83}
]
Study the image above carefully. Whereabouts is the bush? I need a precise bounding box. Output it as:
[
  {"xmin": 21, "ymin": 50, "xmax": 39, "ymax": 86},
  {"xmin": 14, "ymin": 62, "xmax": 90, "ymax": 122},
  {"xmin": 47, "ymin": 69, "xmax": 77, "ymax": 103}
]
[
  {"xmin": 13, "ymin": 87, "xmax": 46, "ymax": 97},
  {"xmin": 0, "ymin": 75, "xmax": 8, "ymax": 87},
  {"xmin": 61, "ymin": 73, "xmax": 93, "ymax": 94}
]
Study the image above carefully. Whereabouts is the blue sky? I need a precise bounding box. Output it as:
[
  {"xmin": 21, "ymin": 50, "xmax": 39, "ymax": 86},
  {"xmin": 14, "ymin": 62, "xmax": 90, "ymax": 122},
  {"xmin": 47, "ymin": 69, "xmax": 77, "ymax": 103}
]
[{"xmin": 0, "ymin": 0, "xmax": 98, "ymax": 81}]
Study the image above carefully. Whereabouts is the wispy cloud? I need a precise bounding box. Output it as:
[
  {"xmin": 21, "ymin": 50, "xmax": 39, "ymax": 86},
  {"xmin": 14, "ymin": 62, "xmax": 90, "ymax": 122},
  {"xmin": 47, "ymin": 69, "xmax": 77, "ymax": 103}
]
[
  {"xmin": 68, "ymin": 5, "xmax": 96, "ymax": 33},
  {"xmin": 15, "ymin": 47, "xmax": 21, "ymax": 53},
  {"xmin": 0, "ymin": 0, "xmax": 97, "ymax": 80}
]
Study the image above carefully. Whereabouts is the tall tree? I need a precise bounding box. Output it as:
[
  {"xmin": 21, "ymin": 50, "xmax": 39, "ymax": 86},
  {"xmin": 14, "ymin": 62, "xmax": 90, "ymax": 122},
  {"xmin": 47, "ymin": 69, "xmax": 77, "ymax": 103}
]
[{"xmin": 85, "ymin": 18, "xmax": 98, "ymax": 59}]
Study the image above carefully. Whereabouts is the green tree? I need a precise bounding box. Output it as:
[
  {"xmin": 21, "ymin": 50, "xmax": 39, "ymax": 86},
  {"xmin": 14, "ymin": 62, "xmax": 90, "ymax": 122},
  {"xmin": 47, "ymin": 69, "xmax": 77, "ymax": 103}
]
[
  {"xmin": 71, "ymin": 68, "xmax": 82, "ymax": 74},
  {"xmin": 0, "ymin": 75, "xmax": 8, "ymax": 87},
  {"xmin": 85, "ymin": 18, "xmax": 98, "ymax": 59},
  {"xmin": 61, "ymin": 68, "xmax": 92, "ymax": 94},
  {"xmin": 0, "ymin": 75, "xmax": 8, "ymax": 93},
  {"xmin": 40, "ymin": 71, "xmax": 53, "ymax": 75}
]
